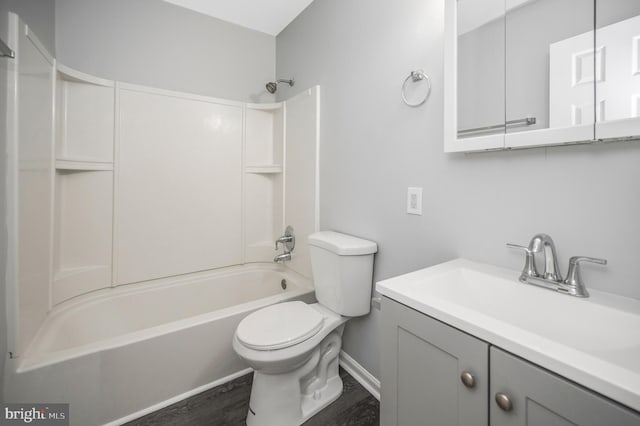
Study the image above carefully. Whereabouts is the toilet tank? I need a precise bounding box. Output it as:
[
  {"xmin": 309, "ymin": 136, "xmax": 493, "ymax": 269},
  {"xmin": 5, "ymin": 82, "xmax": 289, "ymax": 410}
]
[{"xmin": 308, "ymin": 231, "xmax": 377, "ymax": 317}]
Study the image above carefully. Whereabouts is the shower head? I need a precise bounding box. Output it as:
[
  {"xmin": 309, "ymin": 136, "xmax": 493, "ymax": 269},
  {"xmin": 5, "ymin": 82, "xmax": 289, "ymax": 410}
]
[
  {"xmin": 266, "ymin": 81, "xmax": 278, "ymax": 94},
  {"xmin": 265, "ymin": 78, "xmax": 295, "ymax": 94}
]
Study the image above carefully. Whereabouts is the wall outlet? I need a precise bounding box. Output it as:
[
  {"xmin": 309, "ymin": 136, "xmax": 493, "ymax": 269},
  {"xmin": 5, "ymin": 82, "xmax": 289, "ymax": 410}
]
[{"xmin": 407, "ymin": 187, "xmax": 422, "ymax": 215}]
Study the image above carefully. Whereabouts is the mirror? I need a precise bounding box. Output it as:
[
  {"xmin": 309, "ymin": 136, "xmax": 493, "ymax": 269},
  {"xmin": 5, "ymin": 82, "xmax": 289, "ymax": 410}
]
[
  {"xmin": 457, "ymin": 0, "xmax": 505, "ymax": 139},
  {"xmin": 446, "ymin": 0, "xmax": 640, "ymax": 152},
  {"xmin": 507, "ymin": 0, "xmax": 593, "ymax": 137},
  {"xmin": 595, "ymin": 0, "xmax": 640, "ymax": 140}
]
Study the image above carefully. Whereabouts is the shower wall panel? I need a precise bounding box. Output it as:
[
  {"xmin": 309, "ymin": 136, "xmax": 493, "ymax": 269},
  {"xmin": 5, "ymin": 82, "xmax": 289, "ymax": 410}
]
[
  {"xmin": 115, "ymin": 85, "xmax": 243, "ymax": 285},
  {"xmin": 284, "ymin": 87, "xmax": 320, "ymax": 278},
  {"xmin": 5, "ymin": 13, "xmax": 55, "ymax": 356}
]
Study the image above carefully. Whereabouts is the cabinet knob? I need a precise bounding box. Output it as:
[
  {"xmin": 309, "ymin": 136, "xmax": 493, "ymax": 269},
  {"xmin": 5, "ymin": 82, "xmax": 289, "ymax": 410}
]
[
  {"xmin": 460, "ymin": 371, "xmax": 476, "ymax": 388},
  {"xmin": 495, "ymin": 393, "xmax": 513, "ymax": 412}
]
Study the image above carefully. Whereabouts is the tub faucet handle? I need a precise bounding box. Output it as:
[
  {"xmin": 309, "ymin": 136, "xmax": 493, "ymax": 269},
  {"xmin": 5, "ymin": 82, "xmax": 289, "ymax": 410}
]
[
  {"xmin": 275, "ymin": 226, "xmax": 295, "ymax": 252},
  {"xmin": 275, "ymin": 235, "xmax": 293, "ymax": 250}
]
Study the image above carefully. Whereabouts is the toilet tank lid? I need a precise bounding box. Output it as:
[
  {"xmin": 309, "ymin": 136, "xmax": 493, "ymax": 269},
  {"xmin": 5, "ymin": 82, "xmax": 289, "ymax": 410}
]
[{"xmin": 308, "ymin": 231, "xmax": 378, "ymax": 255}]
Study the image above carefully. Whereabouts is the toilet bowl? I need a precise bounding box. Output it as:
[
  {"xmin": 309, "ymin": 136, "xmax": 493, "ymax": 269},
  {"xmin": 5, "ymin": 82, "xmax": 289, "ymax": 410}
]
[
  {"xmin": 232, "ymin": 231, "xmax": 377, "ymax": 426},
  {"xmin": 233, "ymin": 302, "xmax": 347, "ymax": 425}
]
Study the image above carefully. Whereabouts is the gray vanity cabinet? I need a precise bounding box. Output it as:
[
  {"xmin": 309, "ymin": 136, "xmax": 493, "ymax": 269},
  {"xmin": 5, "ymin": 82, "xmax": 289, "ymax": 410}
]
[
  {"xmin": 380, "ymin": 296, "xmax": 489, "ymax": 426},
  {"xmin": 380, "ymin": 296, "xmax": 640, "ymax": 426},
  {"xmin": 490, "ymin": 347, "xmax": 640, "ymax": 426}
]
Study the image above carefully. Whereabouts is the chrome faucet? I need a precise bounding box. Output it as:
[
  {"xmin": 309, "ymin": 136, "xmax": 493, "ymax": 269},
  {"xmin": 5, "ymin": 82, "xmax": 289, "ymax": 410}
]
[
  {"xmin": 563, "ymin": 256, "xmax": 607, "ymax": 296},
  {"xmin": 275, "ymin": 225, "xmax": 295, "ymax": 251},
  {"xmin": 274, "ymin": 226, "xmax": 295, "ymax": 263},
  {"xmin": 273, "ymin": 252, "xmax": 292, "ymax": 263},
  {"xmin": 533, "ymin": 233, "xmax": 562, "ymax": 282},
  {"xmin": 275, "ymin": 234, "xmax": 293, "ymax": 250},
  {"xmin": 507, "ymin": 234, "xmax": 606, "ymax": 298}
]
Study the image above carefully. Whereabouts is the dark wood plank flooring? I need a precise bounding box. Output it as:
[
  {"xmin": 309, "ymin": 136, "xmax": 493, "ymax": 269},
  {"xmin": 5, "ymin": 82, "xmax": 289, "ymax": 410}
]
[{"xmin": 125, "ymin": 367, "xmax": 379, "ymax": 426}]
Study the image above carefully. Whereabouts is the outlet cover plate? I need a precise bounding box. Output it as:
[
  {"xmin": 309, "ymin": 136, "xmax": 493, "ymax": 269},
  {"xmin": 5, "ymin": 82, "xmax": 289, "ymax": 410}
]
[{"xmin": 407, "ymin": 187, "xmax": 423, "ymax": 215}]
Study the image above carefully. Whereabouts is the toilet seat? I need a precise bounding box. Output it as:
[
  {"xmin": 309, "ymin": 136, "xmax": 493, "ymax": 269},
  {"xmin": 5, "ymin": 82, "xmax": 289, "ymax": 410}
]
[{"xmin": 236, "ymin": 301, "xmax": 325, "ymax": 351}]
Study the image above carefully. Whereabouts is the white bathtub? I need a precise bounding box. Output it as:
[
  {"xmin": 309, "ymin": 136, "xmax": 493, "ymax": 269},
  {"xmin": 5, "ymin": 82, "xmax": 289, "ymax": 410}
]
[{"xmin": 5, "ymin": 264, "xmax": 315, "ymax": 426}]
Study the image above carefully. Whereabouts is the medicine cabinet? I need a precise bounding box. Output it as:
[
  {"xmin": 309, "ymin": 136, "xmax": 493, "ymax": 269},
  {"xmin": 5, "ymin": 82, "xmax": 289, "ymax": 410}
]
[{"xmin": 444, "ymin": 0, "xmax": 640, "ymax": 152}]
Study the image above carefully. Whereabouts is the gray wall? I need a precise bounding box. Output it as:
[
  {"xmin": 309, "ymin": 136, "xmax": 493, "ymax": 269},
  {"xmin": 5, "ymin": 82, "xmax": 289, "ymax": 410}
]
[
  {"xmin": 55, "ymin": 0, "xmax": 275, "ymax": 102},
  {"xmin": 276, "ymin": 0, "xmax": 640, "ymax": 379},
  {"xmin": 0, "ymin": 0, "xmax": 56, "ymax": 402}
]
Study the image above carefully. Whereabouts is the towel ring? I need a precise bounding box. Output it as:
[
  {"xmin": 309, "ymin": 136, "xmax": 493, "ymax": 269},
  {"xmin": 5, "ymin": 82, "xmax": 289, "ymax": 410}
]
[{"xmin": 402, "ymin": 69, "xmax": 431, "ymax": 107}]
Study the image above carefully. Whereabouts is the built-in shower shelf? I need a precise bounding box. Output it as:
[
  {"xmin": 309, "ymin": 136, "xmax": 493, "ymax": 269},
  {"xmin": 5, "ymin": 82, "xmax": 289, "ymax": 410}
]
[
  {"xmin": 245, "ymin": 165, "xmax": 282, "ymax": 174},
  {"xmin": 246, "ymin": 102, "xmax": 283, "ymax": 111},
  {"xmin": 56, "ymin": 159, "xmax": 114, "ymax": 171},
  {"xmin": 57, "ymin": 63, "xmax": 114, "ymax": 88},
  {"xmin": 244, "ymin": 100, "xmax": 284, "ymax": 264}
]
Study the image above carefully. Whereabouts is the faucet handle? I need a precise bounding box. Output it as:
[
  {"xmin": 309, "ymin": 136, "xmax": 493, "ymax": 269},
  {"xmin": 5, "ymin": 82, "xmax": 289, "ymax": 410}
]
[
  {"xmin": 569, "ymin": 256, "xmax": 607, "ymax": 266},
  {"xmin": 563, "ymin": 256, "xmax": 607, "ymax": 298},
  {"xmin": 507, "ymin": 243, "xmax": 540, "ymax": 280},
  {"xmin": 275, "ymin": 235, "xmax": 293, "ymax": 250},
  {"xmin": 506, "ymin": 243, "xmax": 533, "ymax": 254},
  {"xmin": 274, "ymin": 225, "xmax": 295, "ymax": 252}
]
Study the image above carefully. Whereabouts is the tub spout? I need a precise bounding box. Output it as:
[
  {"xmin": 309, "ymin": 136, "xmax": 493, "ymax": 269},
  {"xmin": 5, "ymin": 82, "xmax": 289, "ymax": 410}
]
[{"xmin": 274, "ymin": 252, "xmax": 291, "ymax": 263}]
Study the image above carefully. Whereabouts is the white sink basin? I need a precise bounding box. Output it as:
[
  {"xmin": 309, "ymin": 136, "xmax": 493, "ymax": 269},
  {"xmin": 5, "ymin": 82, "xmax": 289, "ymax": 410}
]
[{"xmin": 376, "ymin": 258, "xmax": 640, "ymax": 412}]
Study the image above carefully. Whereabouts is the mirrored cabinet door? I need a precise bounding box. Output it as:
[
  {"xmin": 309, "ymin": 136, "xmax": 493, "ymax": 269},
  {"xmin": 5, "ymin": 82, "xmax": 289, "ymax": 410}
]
[
  {"xmin": 505, "ymin": 0, "xmax": 595, "ymax": 148},
  {"xmin": 594, "ymin": 0, "xmax": 640, "ymax": 140},
  {"xmin": 457, "ymin": 0, "xmax": 505, "ymax": 141},
  {"xmin": 444, "ymin": 0, "xmax": 640, "ymax": 152},
  {"xmin": 444, "ymin": 0, "xmax": 506, "ymax": 152}
]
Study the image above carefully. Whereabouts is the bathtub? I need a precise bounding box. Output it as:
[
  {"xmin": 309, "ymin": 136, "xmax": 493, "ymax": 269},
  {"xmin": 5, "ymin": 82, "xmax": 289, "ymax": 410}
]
[{"xmin": 5, "ymin": 264, "xmax": 315, "ymax": 426}]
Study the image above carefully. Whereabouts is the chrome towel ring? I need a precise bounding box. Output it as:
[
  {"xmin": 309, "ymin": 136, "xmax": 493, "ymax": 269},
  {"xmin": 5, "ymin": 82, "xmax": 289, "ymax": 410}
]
[{"xmin": 402, "ymin": 69, "xmax": 431, "ymax": 107}]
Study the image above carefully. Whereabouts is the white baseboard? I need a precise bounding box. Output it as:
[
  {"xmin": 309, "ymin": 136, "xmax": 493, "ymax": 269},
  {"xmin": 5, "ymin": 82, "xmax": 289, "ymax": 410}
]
[
  {"xmin": 103, "ymin": 367, "xmax": 253, "ymax": 426},
  {"xmin": 339, "ymin": 350, "xmax": 380, "ymax": 401}
]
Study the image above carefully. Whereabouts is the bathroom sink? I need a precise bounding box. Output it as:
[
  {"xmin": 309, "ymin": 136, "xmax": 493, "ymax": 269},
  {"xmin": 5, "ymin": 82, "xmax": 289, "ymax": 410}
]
[{"xmin": 376, "ymin": 258, "xmax": 640, "ymax": 412}]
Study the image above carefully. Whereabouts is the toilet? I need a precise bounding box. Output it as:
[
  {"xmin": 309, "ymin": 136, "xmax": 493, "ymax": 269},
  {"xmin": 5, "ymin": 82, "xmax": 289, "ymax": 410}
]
[{"xmin": 232, "ymin": 231, "xmax": 377, "ymax": 426}]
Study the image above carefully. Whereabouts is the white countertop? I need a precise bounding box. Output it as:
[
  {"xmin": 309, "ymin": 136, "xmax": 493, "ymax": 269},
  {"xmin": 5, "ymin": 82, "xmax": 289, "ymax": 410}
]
[{"xmin": 376, "ymin": 258, "xmax": 640, "ymax": 412}]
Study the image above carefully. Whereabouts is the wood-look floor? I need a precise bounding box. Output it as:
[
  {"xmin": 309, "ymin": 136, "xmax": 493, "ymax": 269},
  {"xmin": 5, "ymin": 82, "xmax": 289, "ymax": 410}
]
[{"xmin": 125, "ymin": 368, "xmax": 379, "ymax": 426}]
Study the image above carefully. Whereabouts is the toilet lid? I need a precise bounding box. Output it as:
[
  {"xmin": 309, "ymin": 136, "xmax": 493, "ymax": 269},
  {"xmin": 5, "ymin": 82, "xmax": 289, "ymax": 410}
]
[{"xmin": 236, "ymin": 301, "xmax": 324, "ymax": 351}]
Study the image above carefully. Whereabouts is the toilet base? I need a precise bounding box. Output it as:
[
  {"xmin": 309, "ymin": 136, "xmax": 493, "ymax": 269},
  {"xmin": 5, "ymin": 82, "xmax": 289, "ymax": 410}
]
[
  {"xmin": 246, "ymin": 329, "xmax": 344, "ymax": 426},
  {"xmin": 300, "ymin": 373, "xmax": 343, "ymax": 422}
]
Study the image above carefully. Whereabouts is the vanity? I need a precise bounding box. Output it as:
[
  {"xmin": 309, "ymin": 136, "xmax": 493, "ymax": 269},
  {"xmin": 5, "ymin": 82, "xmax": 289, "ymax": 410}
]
[{"xmin": 377, "ymin": 259, "xmax": 640, "ymax": 425}]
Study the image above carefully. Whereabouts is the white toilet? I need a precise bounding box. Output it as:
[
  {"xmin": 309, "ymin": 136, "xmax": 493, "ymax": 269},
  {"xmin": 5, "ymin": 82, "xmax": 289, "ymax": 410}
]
[{"xmin": 232, "ymin": 231, "xmax": 377, "ymax": 426}]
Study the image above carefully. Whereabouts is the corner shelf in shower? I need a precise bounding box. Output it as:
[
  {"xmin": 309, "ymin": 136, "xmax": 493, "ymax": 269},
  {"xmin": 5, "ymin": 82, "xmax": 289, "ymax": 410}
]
[
  {"xmin": 52, "ymin": 63, "xmax": 115, "ymax": 304},
  {"xmin": 55, "ymin": 158, "xmax": 114, "ymax": 171},
  {"xmin": 246, "ymin": 102, "xmax": 282, "ymax": 111},
  {"xmin": 244, "ymin": 102, "xmax": 285, "ymax": 263},
  {"xmin": 245, "ymin": 164, "xmax": 282, "ymax": 174}
]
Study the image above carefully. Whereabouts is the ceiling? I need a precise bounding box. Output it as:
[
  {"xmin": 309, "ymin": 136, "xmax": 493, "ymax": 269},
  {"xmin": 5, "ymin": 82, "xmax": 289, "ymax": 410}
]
[{"xmin": 163, "ymin": 0, "xmax": 315, "ymax": 36}]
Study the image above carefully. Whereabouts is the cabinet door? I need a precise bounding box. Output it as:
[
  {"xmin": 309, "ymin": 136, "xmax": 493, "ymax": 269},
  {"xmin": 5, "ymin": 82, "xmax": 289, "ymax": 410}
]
[
  {"xmin": 594, "ymin": 2, "xmax": 640, "ymax": 140},
  {"xmin": 380, "ymin": 297, "xmax": 489, "ymax": 426},
  {"xmin": 505, "ymin": 0, "xmax": 595, "ymax": 148},
  {"xmin": 490, "ymin": 347, "xmax": 640, "ymax": 426}
]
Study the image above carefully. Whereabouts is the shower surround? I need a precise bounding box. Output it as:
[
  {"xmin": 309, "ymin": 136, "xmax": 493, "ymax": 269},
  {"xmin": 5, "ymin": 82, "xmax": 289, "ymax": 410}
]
[{"xmin": 4, "ymin": 12, "xmax": 320, "ymax": 425}]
